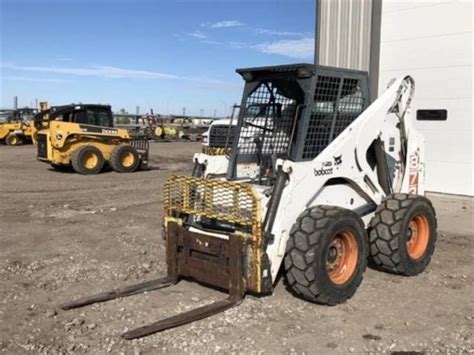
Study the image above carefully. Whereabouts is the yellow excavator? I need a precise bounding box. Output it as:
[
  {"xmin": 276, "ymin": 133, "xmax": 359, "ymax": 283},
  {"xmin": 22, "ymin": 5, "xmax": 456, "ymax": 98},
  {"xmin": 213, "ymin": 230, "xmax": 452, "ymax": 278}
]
[
  {"xmin": 0, "ymin": 108, "xmax": 38, "ymax": 145},
  {"xmin": 34, "ymin": 104, "xmax": 149, "ymax": 174}
]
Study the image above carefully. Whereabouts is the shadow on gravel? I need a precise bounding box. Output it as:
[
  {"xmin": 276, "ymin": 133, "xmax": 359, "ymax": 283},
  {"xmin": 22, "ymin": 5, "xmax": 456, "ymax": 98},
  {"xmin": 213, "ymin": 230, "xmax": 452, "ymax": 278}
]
[
  {"xmin": 145, "ymin": 165, "xmax": 165, "ymax": 171},
  {"xmin": 46, "ymin": 164, "xmax": 160, "ymax": 174}
]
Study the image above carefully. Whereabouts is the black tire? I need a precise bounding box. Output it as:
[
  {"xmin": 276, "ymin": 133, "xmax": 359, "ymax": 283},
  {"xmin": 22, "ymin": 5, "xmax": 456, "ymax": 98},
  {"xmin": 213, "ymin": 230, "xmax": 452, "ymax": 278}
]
[
  {"xmin": 110, "ymin": 145, "xmax": 140, "ymax": 173},
  {"xmin": 6, "ymin": 134, "xmax": 21, "ymax": 146},
  {"xmin": 369, "ymin": 193, "xmax": 437, "ymax": 276},
  {"xmin": 284, "ymin": 206, "xmax": 368, "ymax": 305},
  {"xmin": 71, "ymin": 145, "xmax": 105, "ymax": 175}
]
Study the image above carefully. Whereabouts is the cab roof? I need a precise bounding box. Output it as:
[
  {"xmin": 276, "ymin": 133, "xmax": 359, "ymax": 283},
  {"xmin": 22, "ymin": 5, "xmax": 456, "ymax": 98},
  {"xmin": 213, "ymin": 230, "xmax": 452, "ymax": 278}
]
[
  {"xmin": 50, "ymin": 104, "xmax": 111, "ymax": 111},
  {"xmin": 35, "ymin": 104, "xmax": 112, "ymax": 121},
  {"xmin": 236, "ymin": 63, "xmax": 368, "ymax": 79}
]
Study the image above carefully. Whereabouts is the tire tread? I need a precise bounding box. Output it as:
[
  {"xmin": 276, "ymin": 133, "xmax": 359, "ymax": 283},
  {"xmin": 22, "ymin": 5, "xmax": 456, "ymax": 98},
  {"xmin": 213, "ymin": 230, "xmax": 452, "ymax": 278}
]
[
  {"xmin": 369, "ymin": 193, "xmax": 437, "ymax": 275},
  {"xmin": 110, "ymin": 145, "xmax": 140, "ymax": 173},
  {"xmin": 284, "ymin": 206, "xmax": 367, "ymax": 305}
]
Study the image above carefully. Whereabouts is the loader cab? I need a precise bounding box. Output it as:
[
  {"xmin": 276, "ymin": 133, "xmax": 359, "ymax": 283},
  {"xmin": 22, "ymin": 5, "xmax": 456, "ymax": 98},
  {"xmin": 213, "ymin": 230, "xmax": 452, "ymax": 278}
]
[
  {"xmin": 67, "ymin": 105, "xmax": 113, "ymax": 127},
  {"xmin": 16, "ymin": 108, "xmax": 38, "ymax": 122},
  {"xmin": 0, "ymin": 110, "xmax": 15, "ymax": 124},
  {"xmin": 226, "ymin": 64, "xmax": 370, "ymax": 183},
  {"xmin": 0, "ymin": 108, "xmax": 37, "ymax": 124},
  {"xmin": 34, "ymin": 104, "xmax": 114, "ymax": 129}
]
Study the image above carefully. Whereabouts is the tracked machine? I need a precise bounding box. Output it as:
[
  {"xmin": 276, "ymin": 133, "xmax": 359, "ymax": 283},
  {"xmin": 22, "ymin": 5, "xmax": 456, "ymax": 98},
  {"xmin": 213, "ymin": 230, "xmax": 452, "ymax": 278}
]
[
  {"xmin": 62, "ymin": 64, "xmax": 437, "ymax": 339},
  {"xmin": 35, "ymin": 104, "xmax": 149, "ymax": 174}
]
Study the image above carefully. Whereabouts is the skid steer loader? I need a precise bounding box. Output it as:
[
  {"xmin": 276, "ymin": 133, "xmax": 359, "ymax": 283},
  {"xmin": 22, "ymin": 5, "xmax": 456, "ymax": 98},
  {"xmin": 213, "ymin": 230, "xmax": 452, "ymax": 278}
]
[
  {"xmin": 34, "ymin": 104, "xmax": 149, "ymax": 174},
  {"xmin": 62, "ymin": 64, "xmax": 437, "ymax": 339},
  {"xmin": 0, "ymin": 108, "xmax": 38, "ymax": 145}
]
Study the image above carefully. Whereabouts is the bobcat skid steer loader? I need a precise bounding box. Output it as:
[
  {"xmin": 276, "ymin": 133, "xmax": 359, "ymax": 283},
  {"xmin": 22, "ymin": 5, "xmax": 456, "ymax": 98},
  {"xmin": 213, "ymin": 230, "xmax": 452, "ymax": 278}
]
[{"xmin": 62, "ymin": 64, "xmax": 437, "ymax": 339}]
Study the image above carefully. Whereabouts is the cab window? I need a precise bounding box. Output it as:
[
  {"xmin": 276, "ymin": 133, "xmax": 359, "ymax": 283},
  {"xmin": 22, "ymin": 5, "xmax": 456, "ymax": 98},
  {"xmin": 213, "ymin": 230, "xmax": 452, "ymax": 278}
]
[
  {"xmin": 87, "ymin": 109, "xmax": 112, "ymax": 127},
  {"xmin": 70, "ymin": 108, "xmax": 112, "ymax": 126},
  {"xmin": 53, "ymin": 112, "xmax": 72, "ymax": 122},
  {"xmin": 72, "ymin": 110, "xmax": 88, "ymax": 124}
]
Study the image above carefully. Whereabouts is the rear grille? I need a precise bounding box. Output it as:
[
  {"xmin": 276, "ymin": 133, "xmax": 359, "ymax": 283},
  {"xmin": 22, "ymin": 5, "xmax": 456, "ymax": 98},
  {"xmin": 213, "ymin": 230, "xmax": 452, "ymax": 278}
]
[
  {"xmin": 37, "ymin": 134, "xmax": 47, "ymax": 158},
  {"xmin": 209, "ymin": 125, "xmax": 236, "ymax": 148}
]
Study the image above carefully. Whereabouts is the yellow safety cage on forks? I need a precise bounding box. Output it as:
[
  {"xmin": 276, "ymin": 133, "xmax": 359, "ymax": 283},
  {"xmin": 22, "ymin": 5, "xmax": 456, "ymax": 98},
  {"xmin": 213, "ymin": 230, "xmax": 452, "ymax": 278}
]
[{"xmin": 163, "ymin": 175, "xmax": 264, "ymax": 293}]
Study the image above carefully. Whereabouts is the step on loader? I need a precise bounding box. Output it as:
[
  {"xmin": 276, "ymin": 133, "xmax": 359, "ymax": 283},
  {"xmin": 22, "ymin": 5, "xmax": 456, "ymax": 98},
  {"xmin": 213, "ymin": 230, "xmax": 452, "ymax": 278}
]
[
  {"xmin": 62, "ymin": 64, "xmax": 437, "ymax": 339},
  {"xmin": 34, "ymin": 104, "xmax": 149, "ymax": 174}
]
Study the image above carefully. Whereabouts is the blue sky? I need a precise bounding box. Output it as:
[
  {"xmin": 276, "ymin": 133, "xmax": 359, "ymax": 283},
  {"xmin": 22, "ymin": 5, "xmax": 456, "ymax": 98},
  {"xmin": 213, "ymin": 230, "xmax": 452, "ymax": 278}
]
[{"xmin": 1, "ymin": 0, "xmax": 315, "ymax": 116}]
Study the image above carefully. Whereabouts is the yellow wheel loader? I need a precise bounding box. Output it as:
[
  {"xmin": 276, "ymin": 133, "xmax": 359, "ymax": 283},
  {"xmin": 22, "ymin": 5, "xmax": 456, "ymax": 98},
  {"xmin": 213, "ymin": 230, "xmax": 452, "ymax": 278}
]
[
  {"xmin": 62, "ymin": 64, "xmax": 437, "ymax": 339},
  {"xmin": 34, "ymin": 104, "xmax": 149, "ymax": 174},
  {"xmin": 0, "ymin": 108, "xmax": 38, "ymax": 146}
]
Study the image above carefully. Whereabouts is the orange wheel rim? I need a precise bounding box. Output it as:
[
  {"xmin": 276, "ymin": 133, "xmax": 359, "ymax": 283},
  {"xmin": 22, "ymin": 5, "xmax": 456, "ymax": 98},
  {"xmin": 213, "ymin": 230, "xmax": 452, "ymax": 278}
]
[
  {"xmin": 326, "ymin": 231, "xmax": 359, "ymax": 285},
  {"xmin": 407, "ymin": 214, "xmax": 430, "ymax": 260}
]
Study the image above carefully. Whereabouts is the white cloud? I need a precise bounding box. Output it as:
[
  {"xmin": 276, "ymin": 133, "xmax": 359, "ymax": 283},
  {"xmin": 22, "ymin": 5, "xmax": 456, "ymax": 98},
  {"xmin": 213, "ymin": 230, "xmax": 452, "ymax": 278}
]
[
  {"xmin": 185, "ymin": 31, "xmax": 207, "ymax": 39},
  {"xmin": 200, "ymin": 39, "xmax": 225, "ymax": 45},
  {"xmin": 255, "ymin": 28, "xmax": 307, "ymax": 37},
  {"xmin": 257, "ymin": 37, "xmax": 315, "ymax": 59},
  {"xmin": 228, "ymin": 41, "xmax": 247, "ymax": 49},
  {"xmin": 1, "ymin": 62, "xmax": 237, "ymax": 90},
  {"xmin": 3, "ymin": 76, "xmax": 71, "ymax": 83},
  {"xmin": 207, "ymin": 20, "xmax": 244, "ymax": 29},
  {"xmin": 2, "ymin": 63, "xmax": 179, "ymax": 80}
]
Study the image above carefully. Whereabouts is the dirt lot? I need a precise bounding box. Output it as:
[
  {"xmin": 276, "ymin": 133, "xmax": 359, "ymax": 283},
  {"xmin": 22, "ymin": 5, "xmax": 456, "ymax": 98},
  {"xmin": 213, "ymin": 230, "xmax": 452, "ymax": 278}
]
[{"xmin": 0, "ymin": 143, "xmax": 472, "ymax": 354}]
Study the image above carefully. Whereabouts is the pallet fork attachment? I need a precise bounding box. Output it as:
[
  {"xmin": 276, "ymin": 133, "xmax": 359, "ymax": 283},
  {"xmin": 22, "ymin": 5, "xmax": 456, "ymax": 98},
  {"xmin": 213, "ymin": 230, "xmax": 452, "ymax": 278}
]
[
  {"xmin": 61, "ymin": 223, "xmax": 246, "ymax": 339},
  {"xmin": 60, "ymin": 277, "xmax": 174, "ymax": 311}
]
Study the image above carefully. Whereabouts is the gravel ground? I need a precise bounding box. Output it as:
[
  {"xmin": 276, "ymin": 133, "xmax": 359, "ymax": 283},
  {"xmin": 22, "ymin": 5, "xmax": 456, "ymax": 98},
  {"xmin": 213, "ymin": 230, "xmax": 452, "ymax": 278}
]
[{"xmin": 0, "ymin": 143, "xmax": 472, "ymax": 354}]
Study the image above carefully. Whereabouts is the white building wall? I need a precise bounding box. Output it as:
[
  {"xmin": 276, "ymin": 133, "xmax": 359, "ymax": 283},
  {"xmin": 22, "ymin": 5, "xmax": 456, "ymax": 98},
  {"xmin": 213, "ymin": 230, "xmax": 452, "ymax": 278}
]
[
  {"xmin": 378, "ymin": 1, "xmax": 473, "ymax": 196},
  {"xmin": 316, "ymin": 0, "xmax": 373, "ymax": 71}
]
